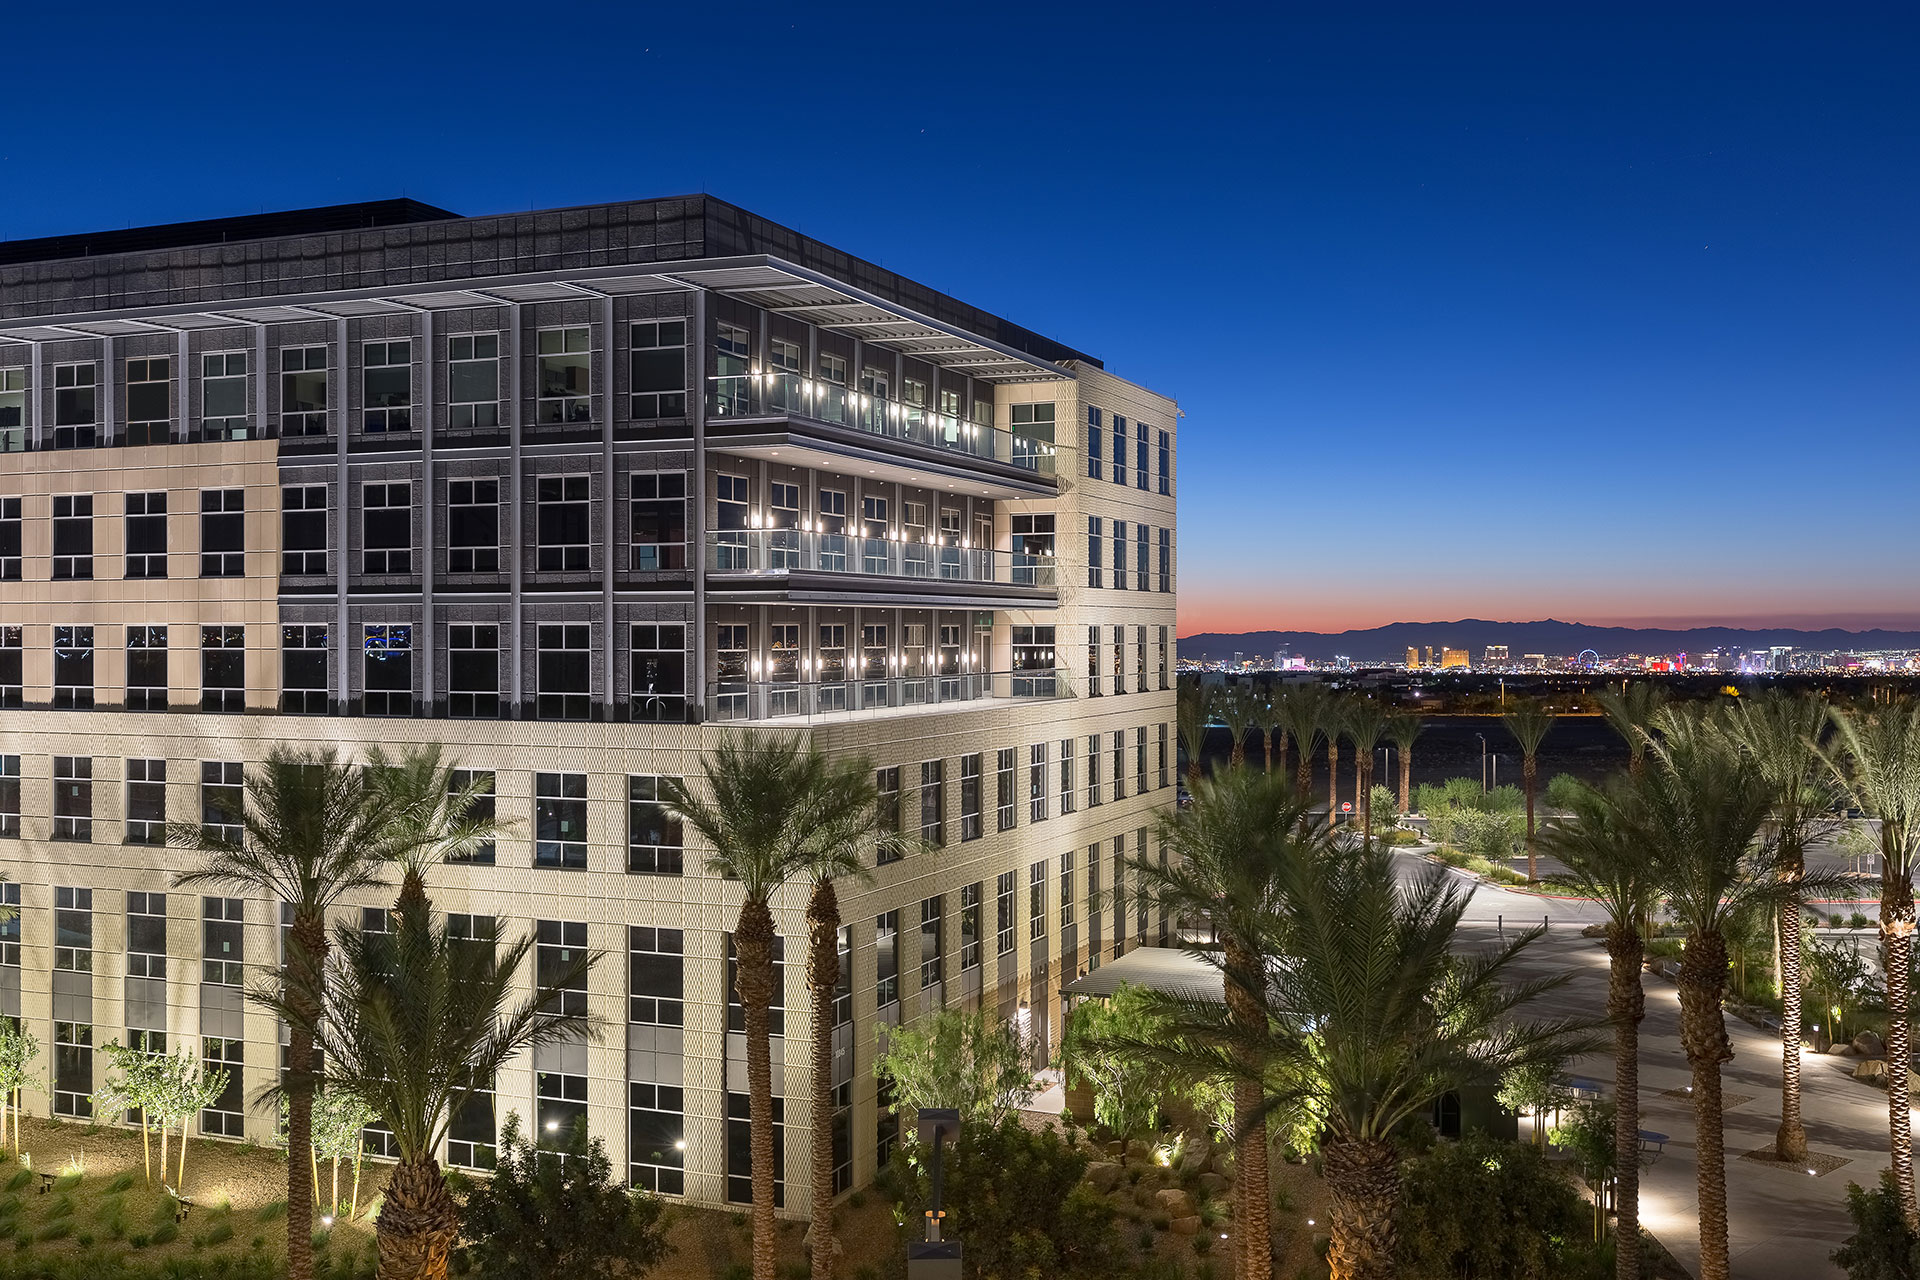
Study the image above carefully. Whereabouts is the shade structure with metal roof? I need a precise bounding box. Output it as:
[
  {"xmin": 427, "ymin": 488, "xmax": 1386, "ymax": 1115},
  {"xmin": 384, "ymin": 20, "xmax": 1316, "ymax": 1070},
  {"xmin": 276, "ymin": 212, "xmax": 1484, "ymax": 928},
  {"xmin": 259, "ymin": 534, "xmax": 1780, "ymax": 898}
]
[{"xmin": 1061, "ymin": 946, "xmax": 1225, "ymax": 1004}]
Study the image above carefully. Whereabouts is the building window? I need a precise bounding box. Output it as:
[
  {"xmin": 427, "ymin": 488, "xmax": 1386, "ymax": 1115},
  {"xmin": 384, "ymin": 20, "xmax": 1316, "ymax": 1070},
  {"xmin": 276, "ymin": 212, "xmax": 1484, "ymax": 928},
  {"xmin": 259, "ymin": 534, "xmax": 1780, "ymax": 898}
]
[
  {"xmin": 0, "ymin": 498, "xmax": 18, "ymax": 580},
  {"xmin": 537, "ymin": 624, "xmax": 591, "ymax": 720},
  {"xmin": 960, "ymin": 883, "xmax": 982, "ymax": 972},
  {"xmin": 1059, "ymin": 737, "xmax": 1076, "ymax": 815},
  {"xmin": 958, "ymin": 754, "xmax": 982, "ymax": 842},
  {"xmin": 128, "ymin": 891, "xmax": 166, "ymax": 979},
  {"xmin": 124, "ymin": 357, "xmax": 171, "ymax": 446},
  {"xmin": 537, "ymin": 327, "xmax": 591, "ymax": 424},
  {"xmin": 197, "ymin": 625, "xmax": 243, "ymax": 713},
  {"xmin": 628, "ymin": 776, "xmax": 683, "ymax": 875},
  {"xmin": 1087, "ymin": 733, "xmax": 1103, "ymax": 809},
  {"xmin": 535, "ymin": 773, "xmax": 588, "ymax": 870},
  {"xmin": 1159, "ymin": 626, "xmax": 1171, "ymax": 689},
  {"xmin": 0, "ymin": 372, "xmax": 24, "ymax": 453},
  {"xmin": 447, "ymin": 772, "xmax": 496, "ymax": 865},
  {"xmin": 630, "ymin": 472, "xmax": 688, "ymax": 570},
  {"xmin": 281, "ymin": 485, "xmax": 327, "ymax": 576},
  {"xmin": 449, "ymin": 624, "xmax": 499, "ymax": 719},
  {"xmin": 52, "ymin": 363, "xmax": 97, "ymax": 449},
  {"xmin": 1113, "ymin": 730, "xmax": 1127, "ymax": 802},
  {"xmin": 199, "ymin": 489, "xmax": 245, "ymax": 577},
  {"xmin": 920, "ymin": 760, "xmax": 945, "ymax": 847},
  {"xmin": 126, "ymin": 760, "xmax": 166, "ymax": 846},
  {"xmin": 201, "ymin": 1037, "xmax": 243, "ymax": 1136},
  {"xmin": 875, "ymin": 911, "xmax": 899, "ymax": 1008},
  {"xmin": 448, "ymin": 334, "xmax": 500, "ymax": 429},
  {"xmin": 1112, "ymin": 414, "xmax": 1127, "ymax": 486},
  {"xmin": 1137, "ymin": 524, "xmax": 1150, "ymax": 592},
  {"xmin": 54, "ymin": 625, "xmax": 95, "ymax": 709},
  {"xmin": 202, "ymin": 761, "xmax": 244, "ymax": 845},
  {"xmin": 362, "ymin": 482, "xmax": 411, "ymax": 574},
  {"xmin": 1086, "ymin": 407, "xmax": 1102, "ymax": 479},
  {"xmin": 54, "ymin": 887, "xmax": 92, "ymax": 973},
  {"xmin": 52, "ymin": 495, "xmax": 93, "ymax": 580},
  {"xmin": 1029, "ymin": 743, "xmax": 1049, "ymax": 824},
  {"xmin": 629, "ymin": 1083, "xmax": 685, "ymax": 1196},
  {"xmin": 53, "ymin": 1021, "xmax": 92, "ymax": 1118},
  {"xmin": 202, "ymin": 352, "xmax": 248, "ymax": 440},
  {"xmin": 1137, "ymin": 626, "xmax": 1149, "ymax": 692},
  {"xmin": 281, "ymin": 625, "xmax": 328, "ymax": 715},
  {"xmin": 1158, "ymin": 429, "xmax": 1172, "ymax": 495},
  {"xmin": 876, "ymin": 767, "xmax": 902, "ymax": 865},
  {"xmin": 0, "ymin": 757, "xmax": 18, "ymax": 839},
  {"xmin": 726, "ymin": 1093, "xmax": 783, "ymax": 1207},
  {"xmin": 53, "ymin": 756, "xmax": 92, "ymax": 841},
  {"xmin": 537, "ymin": 475, "xmax": 591, "ymax": 571},
  {"xmin": 1086, "ymin": 517, "xmax": 1102, "ymax": 589},
  {"xmin": 1113, "ymin": 625, "xmax": 1126, "ymax": 695},
  {"xmin": 449, "ymin": 1082, "xmax": 497, "ymax": 1172},
  {"xmin": 727, "ymin": 934, "xmax": 785, "ymax": 1036},
  {"xmin": 1029, "ymin": 861, "xmax": 1047, "ymax": 941},
  {"xmin": 995, "ymin": 872, "xmax": 1016, "ymax": 956},
  {"xmin": 628, "ymin": 926, "xmax": 685, "ymax": 1026},
  {"xmin": 362, "ymin": 624, "xmax": 412, "ymax": 716},
  {"xmin": 1061, "ymin": 850, "xmax": 1076, "ymax": 930},
  {"xmin": 125, "ymin": 491, "xmax": 168, "ymax": 579},
  {"xmin": 1088, "ymin": 849, "xmax": 1102, "ymax": 964},
  {"xmin": 1087, "ymin": 626, "xmax": 1101, "ymax": 699},
  {"xmin": 1159, "ymin": 723, "xmax": 1171, "ymax": 788},
  {"xmin": 629, "ymin": 321, "xmax": 687, "ymax": 419},
  {"xmin": 448, "ymin": 480, "xmax": 499, "ymax": 573},
  {"xmin": 1159, "ymin": 529, "xmax": 1172, "ymax": 594},
  {"xmin": 1136, "ymin": 726, "xmax": 1149, "ymax": 794},
  {"xmin": 536, "ymin": 920, "xmax": 590, "ymax": 1018},
  {"xmin": 630, "ymin": 624, "xmax": 686, "ymax": 722},
  {"xmin": 281, "ymin": 346, "xmax": 328, "ymax": 436},
  {"xmin": 919, "ymin": 895, "xmax": 944, "ymax": 995},
  {"xmin": 362, "ymin": 340, "xmax": 411, "ymax": 432},
  {"xmin": 996, "ymin": 748, "xmax": 1017, "ymax": 833},
  {"xmin": 202, "ymin": 897, "xmax": 243, "ymax": 986},
  {"xmin": 1113, "ymin": 520, "xmax": 1128, "ymax": 590}
]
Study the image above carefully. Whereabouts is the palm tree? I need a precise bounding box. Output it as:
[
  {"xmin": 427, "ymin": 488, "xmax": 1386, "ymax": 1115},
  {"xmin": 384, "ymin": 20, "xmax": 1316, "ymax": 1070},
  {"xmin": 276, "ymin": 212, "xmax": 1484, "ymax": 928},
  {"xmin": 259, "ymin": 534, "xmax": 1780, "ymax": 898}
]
[
  {"xmin": 1261, "ymin": 844, "xmax": 1595, "ymax": 1280},
  {"xmin": 1263, "ymin": 696, "xmax": 1288, "ymax": 776},
  {"xmin": 1342, "ymin": 700, "xmax": 1388, "ymax": 848},
  {"xmin": 289, "ymin": 902, "xmax": 594, "ymax": 1280},
  {"xmin": 1176, "ymin": 675, "xmax": 1214, "ymax": 787},
  {"xmin": 366, "ymin": 745, "xmax": 506, "ymax": 929},
  {"xmin": 1129, "ymin": 769, "xmax": 1320, "ymax": 1280},
  {"xmin": 1541, "ymin": 777, "xmax": 1662, "ymax": 1280},
  {"xmin": 1639, "ymin": 713, "xmax": 1810, "ymax": 1280},
  {"xmin": 1218, "ymin": 683, "xmax": 1267, "ymax": 770},
  {"xmin": 1324, "ymin": 696, "xmax": 1348, "ymax": 822},
  {"xmin": 1727, "ymin": 692, "xmax": 1844, "ymax": 1162},
  {"xmin": 664, "ymin": 735, "xmax": 865, "ymax": 1280},
  {"xmin": 170, "ymin": 748, "xmax": 401, "ymax": 1280},
  {"xmin": 1595, "ymin": 682, "xmax": 1668, "ymax": 776},
  {"xmin": 1501, "ymin": 700, "xmax": 1556, "ymax": 880},
  {"xmin": 1274, "ymin": 685, "xmax": 1329, "ymax": 801},
  {"xmin": 1824, "ymin": 702, "xmax": 1920, "ymax": 1229},
  {"xmin": 791, "ymin": 754, "xmax": 886, "ymax": 1280},
  {"xmin": 1384, "ymin": 712, "xmax": 1423, "ymax": 816}
]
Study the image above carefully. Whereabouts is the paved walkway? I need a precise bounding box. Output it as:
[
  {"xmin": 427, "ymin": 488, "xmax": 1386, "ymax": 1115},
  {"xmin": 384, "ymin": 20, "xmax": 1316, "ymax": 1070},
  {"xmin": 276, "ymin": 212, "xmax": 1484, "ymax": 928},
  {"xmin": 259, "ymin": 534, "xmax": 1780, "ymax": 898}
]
[{"xmin": 1420, "ymin": 855, "xmax": 1887, "ymax": 1280}]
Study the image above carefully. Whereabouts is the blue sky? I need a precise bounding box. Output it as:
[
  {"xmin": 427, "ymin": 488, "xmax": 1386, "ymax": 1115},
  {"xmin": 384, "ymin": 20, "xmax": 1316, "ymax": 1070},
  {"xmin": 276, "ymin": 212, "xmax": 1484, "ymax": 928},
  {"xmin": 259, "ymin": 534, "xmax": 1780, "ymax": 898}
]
[{"xmin": 4, "ymin": 2, "xmax": 1913, "ymax": 635}]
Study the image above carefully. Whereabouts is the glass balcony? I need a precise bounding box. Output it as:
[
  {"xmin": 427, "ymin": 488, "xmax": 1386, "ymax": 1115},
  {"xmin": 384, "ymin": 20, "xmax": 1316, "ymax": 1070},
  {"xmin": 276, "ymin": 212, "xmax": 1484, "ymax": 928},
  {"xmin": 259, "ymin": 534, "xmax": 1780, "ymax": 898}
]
[
  {"xmin": 708, "ymin": 373, "xmax": 1058, "ymax": 476},
  {"xmin": 706, "ymin": 529, "xmax": 1057, "ymax": 589},
  {"xmin": 704, "ymin": 666, "xmax": 1069, "ymax": 724}
]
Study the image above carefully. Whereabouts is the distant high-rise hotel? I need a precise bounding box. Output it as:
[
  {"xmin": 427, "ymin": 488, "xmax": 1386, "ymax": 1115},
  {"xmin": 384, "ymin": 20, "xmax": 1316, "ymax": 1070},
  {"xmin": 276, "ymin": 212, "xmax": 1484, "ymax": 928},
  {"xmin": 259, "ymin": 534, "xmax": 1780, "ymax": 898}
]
[
  {"xmin": 0, "ymin": 197, "xmax": 1179, "ymax": 1212},
  {"xmin": 1440, "ymin": 648, "xmax": 1471, "ymax": 669},
  {"xmin": 1483, "ymin": 645, "xmax": 1509, "ymax": 666}
]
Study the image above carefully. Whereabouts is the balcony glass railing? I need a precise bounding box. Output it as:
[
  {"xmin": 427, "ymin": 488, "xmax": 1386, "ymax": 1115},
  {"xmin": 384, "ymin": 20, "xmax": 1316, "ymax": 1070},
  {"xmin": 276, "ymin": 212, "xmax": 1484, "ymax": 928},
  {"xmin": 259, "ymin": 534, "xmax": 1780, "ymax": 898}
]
[
  {"xmin": 704, "ymin": 666, "xmax": 1069, "ymax": 724},
  {"xmin": 706, "ymin": 529, "xmax": 1057, "ymax": 589},
  {"xmin": 708, "ymin": 373, "xmax": 1058, "ymax": 476}
]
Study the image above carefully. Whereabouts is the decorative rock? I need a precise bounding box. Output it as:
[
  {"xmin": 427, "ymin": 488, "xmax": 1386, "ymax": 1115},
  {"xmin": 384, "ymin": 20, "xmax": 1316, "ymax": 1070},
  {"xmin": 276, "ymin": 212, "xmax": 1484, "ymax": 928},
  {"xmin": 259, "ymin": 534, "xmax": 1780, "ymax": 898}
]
[
  {"xmin": 1156, "ymin": 1188, "xmax": 1199, "ymax": 1218},
  {"xmin": 1177, "ymin": 1137, "xmax": 1214, "ymax": 1174},
  {"xmin": 1127, "ymin": 1139, "xmax": 1153, "ymax": 1162},
  {"xmin": 1085, "ymin": 1162, "xmax": 1124, "ymax": 1193},
  {"xmin": 802, "ymin": 1222, "xmax": 844, "ymax": 1263},
  {"xmin": 1580, "ymin": 923, "xmax": 1606, "ymax": 938},
  {"xmin": 1212, "ymin": 1149, "xmax": 1236, "ymax": 1177},
  {"xmin": 1108, "ymin": 1140, "xmax": 1125, "ymax": 1158},
  {"xmin": 1854, "ymin": 1059, "xmax": 1888, "ymax": 1082},
  {"xmin": 1170, "ymin": 1216, "xmax": 1203, "ymax": 1236},
  {"xmin": 1855, "ymin": 1031, "xmax": 1887, "ymax": 1058},
  {"xmin": 1198, "ymin": 1172, "xmax": 1230, "ymax": 1195}
]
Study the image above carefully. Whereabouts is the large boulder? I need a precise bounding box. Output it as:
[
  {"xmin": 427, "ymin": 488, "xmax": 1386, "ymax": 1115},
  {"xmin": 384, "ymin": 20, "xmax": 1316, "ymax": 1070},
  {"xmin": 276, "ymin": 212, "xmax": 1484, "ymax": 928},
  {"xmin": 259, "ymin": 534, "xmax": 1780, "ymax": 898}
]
[
  {"xmin": 1212, "ymin": 1148, "xmax": 1236, "ymax": 1178},
  {"xmin": 802, "ymin": 1222, "xmax": 844, "ymax": 1264},
  {"xmin": 1854, "ymin": 1030, "xmax": 1887, "ymax": 1058},
  {"xmin": 1854, "ymin": 1059, "xmax": 1888, "ymax": 1083},
  {"xmin": 1198, "ymin": 1171, "xmax": 1230, "ymax": 1196},
  {"xmin": 1169, "ymin": 1216, "xmax": 1203, "ymax": 1236},
  {"xmin": 1127, "ymin": 1139, "xmax": 1154, "ymax": 1162},
  {"xmin": 1177, "ymin": 1136, "xmax": 1214, "ymax": 1174},
  {"xmin": 1085, "ymin": 1161, "xmax": 1124, "ymax": 1194},
  {"xmin": 1156, "ymin": 1188, "xmax": 1198, "ymax": 1219}
]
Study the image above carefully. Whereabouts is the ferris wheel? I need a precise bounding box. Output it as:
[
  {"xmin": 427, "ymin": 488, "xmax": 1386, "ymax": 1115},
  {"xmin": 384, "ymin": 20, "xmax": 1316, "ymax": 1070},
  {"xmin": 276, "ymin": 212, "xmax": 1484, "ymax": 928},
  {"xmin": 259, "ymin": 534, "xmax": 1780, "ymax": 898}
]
[{"xmin": 1577, "ymin": 649, "xmax": 1599, "ymax": 670}]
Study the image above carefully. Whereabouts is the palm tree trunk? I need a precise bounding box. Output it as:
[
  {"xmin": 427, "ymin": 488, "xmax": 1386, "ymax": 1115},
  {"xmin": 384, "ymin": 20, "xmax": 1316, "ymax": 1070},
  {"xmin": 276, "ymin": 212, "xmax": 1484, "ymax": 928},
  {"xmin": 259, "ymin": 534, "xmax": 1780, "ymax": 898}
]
[
  {"xmin": 1606, "ymin": 924, "xmax": 1645, "ymax": 1280},
  {"xmin": 1222, "ymin": 941, "xmax": 1270, "ymax": 1280},
  {"xmin": 1265, "ymin": 729, "xmax": 1278, "ymax": 773},
  {"xmin": 285, "ymin": 913, "xmax": 329, "ymax": 1280},
  {"xmin": 1523, "ymin": 756, "xmax": 1537, "ymax": 881},
  {"xmin": 806, "ymin": 879, "xmax": 841, "ymax": 1280},
  {"xmin": 1359, "ymin": 762, "xmax": 1373, "ymax": 850},
  {"xmin": 1297, "ymin": 749, "xmax": 1313, "ymax": 801},
  {"xmin": 1884, "ymin": 884, "xmax": 1917, "ymax": 1228},
  {"xmin": 737, "ymin": 897, "xmax": 781, "ymax": 1280},
  {"xmin": 1321, "ymin": 1136, "xmax": 1398, "ymax": 1280},
  {"xmin": 1231, "ymin": 728, "xmax": 1246, "ymax": 770},
  {"xmin": 1398, "ymin": 751, "xmax": 1412, "ymax": 816},
  {"xmin": 1677, "ymin": 931, "xmax": 1734, "ymax": 1280},
  {"xmin": 375, "ymin": 1154, "xmax": 461, "ymax": 1280},
  {"xmin": 1327, "ymin": 742, "xmax": 1339, "ymax": 822},
  {"xmin": 1775, "ymin": 901, "xmax": 1808, "ymax": 1162}
]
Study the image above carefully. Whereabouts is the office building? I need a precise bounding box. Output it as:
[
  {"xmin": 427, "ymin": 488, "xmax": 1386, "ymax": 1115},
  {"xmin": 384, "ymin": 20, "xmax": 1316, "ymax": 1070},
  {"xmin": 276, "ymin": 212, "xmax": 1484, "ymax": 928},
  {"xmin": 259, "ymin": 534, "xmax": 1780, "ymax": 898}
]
[
  {"xmin": 0, "ymin": 197, "xmax": 1180, "ymax": 1212},
  {"xmin": 1439, "ymin": 648, "xmax": 1471, "ymax": 670}
]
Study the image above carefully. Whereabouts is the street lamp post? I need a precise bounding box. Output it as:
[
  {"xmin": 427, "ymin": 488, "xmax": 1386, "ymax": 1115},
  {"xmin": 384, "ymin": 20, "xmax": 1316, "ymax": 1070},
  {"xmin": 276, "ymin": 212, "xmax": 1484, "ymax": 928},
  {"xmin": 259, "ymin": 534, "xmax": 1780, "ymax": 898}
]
[{"xmin": 1475, "ymin": 733, "xmax": 1487, "ymax": 793}]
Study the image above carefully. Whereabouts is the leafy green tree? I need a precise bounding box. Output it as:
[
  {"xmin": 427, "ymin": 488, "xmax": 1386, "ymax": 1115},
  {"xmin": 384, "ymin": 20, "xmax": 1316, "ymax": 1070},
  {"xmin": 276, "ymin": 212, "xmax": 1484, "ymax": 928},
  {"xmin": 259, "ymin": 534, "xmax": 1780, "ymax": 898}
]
[
  {"xmin": 1368, "ymin": 785, "xmax": 1399, "ymax": 836},
  {"xmin": 97, "ymin": 1039, "xmax": 169, "ymax": 1186},
  {"xmin": 1833, "ymin": 1170, "xmax": 1920, "ymax": 1280},
  {"xmin": 1495, "ymin": 1060, "xmax": 1568, "ymax": 1152},
  {"xmin": 1824, "ymin": 702, "xmax": 1920, "ymax": 1229},
  {"xmin": 147, "ymin": 1049, "xmax": 229, "ymax": 1191},
  {"xmin": 1501, "ymin": 700, "xmax": 1557, "ymax": 880},
  {"xmin": 1395, "ymin": 1132, "xmax": 1601, "ymax": 1280},
  {"xmin": 459, "ymin": 1113, "xmax": 670, "ymax": 1280},
  {"xmin": 171, "ymin": 747, "xmax": 405, "ymax": 1280},
  {"xmin": 1544, "ymin": 773, "xmax": 1588, "ymax": 811},
  {"xmin": 889, "ymin": 1117, "xmax": 1122, "ymax": 1280},
  {"xmin": 1550, "ymin": 1100, "xmax": 1620, "ymax": 1246},
  {"xmin": 875, "ymin": 1008, "xmax": 1033, "ymax": 1133},
  {"xmin": 1061, "ymin": 984, "xmax": 1178, "ymax": 1141},
  {"xmin": 0, "ymin": 1021, "xmax": 39, "ymax": 1158}
]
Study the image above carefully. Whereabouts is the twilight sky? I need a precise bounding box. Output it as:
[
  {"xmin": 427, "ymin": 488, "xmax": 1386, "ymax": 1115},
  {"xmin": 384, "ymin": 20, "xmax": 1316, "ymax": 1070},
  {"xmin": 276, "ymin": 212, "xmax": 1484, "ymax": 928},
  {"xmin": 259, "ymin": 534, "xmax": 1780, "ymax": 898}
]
[{"xmin": 3, "ymin": 4, "xmax": 1914, "ymax": 637}]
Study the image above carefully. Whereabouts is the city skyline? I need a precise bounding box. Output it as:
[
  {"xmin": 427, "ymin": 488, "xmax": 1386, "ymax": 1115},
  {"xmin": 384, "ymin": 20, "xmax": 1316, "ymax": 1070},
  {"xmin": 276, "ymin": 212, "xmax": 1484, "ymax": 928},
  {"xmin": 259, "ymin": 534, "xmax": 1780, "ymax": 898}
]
[{"xmin": 2, "ymin": 5, "xmax": 1914, "ymax": 637}]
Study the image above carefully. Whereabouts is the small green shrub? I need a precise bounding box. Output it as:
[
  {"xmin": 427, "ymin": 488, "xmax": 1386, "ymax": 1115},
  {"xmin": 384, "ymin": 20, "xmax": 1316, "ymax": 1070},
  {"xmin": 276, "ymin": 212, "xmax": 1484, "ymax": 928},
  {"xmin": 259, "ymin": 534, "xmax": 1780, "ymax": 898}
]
[
  {"xmin": 2, "ymin": 1171, "xmax": 29, "ymax": 1193},
  {"xmin": 1851, "ymin": 912, "xmax": 1871, "ymax": 929},
  {"xmin": 257, "ymin": 1198, "xmax": 288, "ymax": 1221},
  {"xmin": 1830, "ymin": 914, "xmax": 1845, "ymax": 927},
  {"xmin": 75, "ymin": 1232, "xmax": 93, "ymax": 1246},
  {"xmin": 848, "ymin": 1190, "xmax": 866, "ymax": 1210},
  {"xmin": 1192, "ymin": 1233, "xmax": 1214, "ymax": 1255},
  {"xmin": 1137, "ymin": 1225, "xmax": 1156, "ymax": 1252},
  {"xmin": 312, "ymin": 1225, "xmax": 332, "ymax": 1251},
  {"xmin": 130, "ymin": 1232, "xmax": 151, "ymax": 1248},
  {"xmin": 36, "ymin": 1220, "xmax": 73, "ymax": 1241},
  {"xmin": 252, "ymin": 1235, "xmax": 266, "ymax": 1250},
  {"xmin": 151, "ymin": 1221, "xmax": 179, "ymax": 1245},
  {"xmin": 107, "ymin": 1214, "xmax": 126, "ymax": 1240},
  {"xmin": 51, "ymin": 1171, "xmax": 81, "ymax": 1192},
  {"xmin": 195, "ymin": 1220, "xmax": 236, "ymax": 1247},
  {"xmin": 0, "ymin": 1196, "xmax": 20, "ymax": 1218},
  {"xmin": 107, "ymin": 1171, "xmax": 137, "ymax": 1193}
]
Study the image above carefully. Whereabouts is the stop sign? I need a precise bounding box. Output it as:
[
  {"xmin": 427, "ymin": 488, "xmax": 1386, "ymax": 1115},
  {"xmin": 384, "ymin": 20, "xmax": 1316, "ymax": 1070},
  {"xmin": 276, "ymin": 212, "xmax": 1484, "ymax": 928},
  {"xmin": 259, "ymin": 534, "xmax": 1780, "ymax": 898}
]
[{"xmin": 1340, "ymin": 802, "xmax": 1353, "ymax": 812}]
